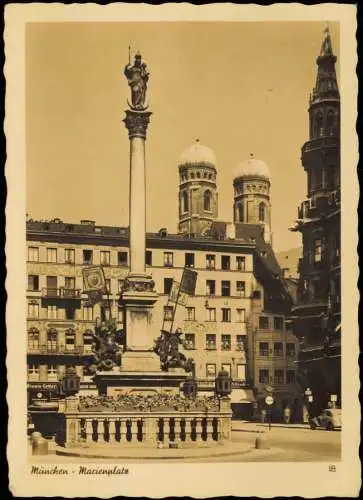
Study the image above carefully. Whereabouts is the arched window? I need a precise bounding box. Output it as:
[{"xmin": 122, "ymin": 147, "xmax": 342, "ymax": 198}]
[
  {"xmin": 238, "ymin": 203, "xmax": 244, "ymax": 222},
  {"xmin": 47, "ymin": 328, "xmax": 57, "ymax": 352},
  {"xmin": 28, "ymin": 328, "xmax": 39, "ymax": 350},
  {"xmin": 182, "ymin": 191, "xmax": 188, "ymax": 213},
  {"xmin": 204, "ymin": 190, "xmax": 212, "ymax": 211},
  {"xmin": 316, "ymin": 112, "xmax": 324, "ymax": 137},
  {"xmin": 196, "ymin": 172, "xmax": 201, "ymax": 179},
  {"xmin": 327, "ymin": 110, "xmax": 335, "ymax": 135},
  {"xmin": 259, "ymin": 202, "xmax": 266, "ymax": 222}
]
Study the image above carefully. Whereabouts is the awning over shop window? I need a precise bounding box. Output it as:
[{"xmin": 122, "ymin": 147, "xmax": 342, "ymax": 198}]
[{"xmin": 230, "ymin": 389, "xmax": 255, "ymax": 404}]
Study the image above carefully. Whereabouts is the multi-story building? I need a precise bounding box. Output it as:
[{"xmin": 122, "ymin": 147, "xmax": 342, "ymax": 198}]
[
  {"xmin": 290, "ymin": 26, "xmax": 341, "ymax": 414},
  {"xmin": 27, "ymin": 141, "xmax": 299, "ymax": 420}
]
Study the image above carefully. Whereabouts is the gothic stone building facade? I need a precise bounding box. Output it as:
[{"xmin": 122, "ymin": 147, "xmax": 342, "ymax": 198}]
[{"xmin": 290, "ymin": 27, "xmax": 341, "ymax": 414}]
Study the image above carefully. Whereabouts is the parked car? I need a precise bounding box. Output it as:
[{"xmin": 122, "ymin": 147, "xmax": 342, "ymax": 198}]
[{"xmin": 309, "ymin": 408, "xmax": 341, "ymax": 430}]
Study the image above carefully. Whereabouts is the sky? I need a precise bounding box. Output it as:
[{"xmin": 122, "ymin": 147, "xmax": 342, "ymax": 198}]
[{"xmin": 25, "ymin": 21, "xmax": 339, "ymax": 252}]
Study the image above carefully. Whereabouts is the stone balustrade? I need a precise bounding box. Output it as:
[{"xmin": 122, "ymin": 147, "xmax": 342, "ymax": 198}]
[{"xmin": 56, "ymin": 396, "xmax": 232, "ymax": 448}]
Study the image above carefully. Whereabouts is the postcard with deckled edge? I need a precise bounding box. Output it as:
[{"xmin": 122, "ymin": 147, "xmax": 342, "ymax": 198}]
[{"xmin": 5, "ymin": 3, "xmax": 360, "ymax": 498}]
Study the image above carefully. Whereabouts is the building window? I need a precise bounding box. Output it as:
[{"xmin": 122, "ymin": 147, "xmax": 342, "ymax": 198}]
[
  {"xmin": 28, "ymin": 302, "xmax": 39, "ymax": 318},
  {"xmin": 274, "ymin": 369, "xmax": 284, "ymax": 385},
  {"xmin": 206, "ymin": 254, "xmax": 216, "ymax": 270},
  {"xmin": 236, "ymin": 256, "xmax": 246, "ymax": 271},
  {"xmin": 83, "ymin": 249, "xmax": 93, "ymax": 265},
  {"xmin": 236, "ymin": 364, "xmax": 246, "ymax": 381},
  {"xmin": 117, "ymin": 251, "xmax": 128, "ymax": 266},
  {"xmin": 84, "ymin": 331, "xmax": 93, "ymax": 352},
  {"xmin": 65, "ymin": 329, "xmax": 75, "ymax": 351},
  {"xmin": 221, "ymin": 308, "xmax": 231, "ymax": 323},
  {"xmin": 28, "ymin": 328, "xmax": 39, "ymax": 349},
  {"xmin": 64, "ymin": 248, "xmax": 75, "ymax": 264},
  {"xmin": 182, "ymin": 191, "xmax": 188, "ymax": 213},
  {"xmin": 259, "ymin": 369, "xmax": 269, "ymax": 384},
  {"xmin": 236, "ymin": 281, "xmax": 246, "ymax": 297},
  {"xmin": 204, "ymin": 190, "xmax": 212, "ymax": 211},
  {"xmin": 221, "ymin": 255, "xmax": 230, "ymax": 270},
  {"xmin": 316, "ymin": 112, "xmax": 324, "ymax": 137},
  {"xmin": 221, "ymin": 335, "xmax": 231, "ymax": 351},
  {"xmin": 185, "ymin": 253, "xmax": 195, "ymax": 268},
  {"xmin": 206, "ymin": 335, "xmax": 216, "ymax": 350},
  {"xmin": 47, "ymin": 248, "xmax": 57, "ymax": 263},
  {"xmin": 186, "ymin": 307, "xmax": 195, "ymax": 321},
  {"xmin": 64, "ymin": 277, "xmax": 75, "ymax": 290},
  {"xmin": 163, "ymin": 306, "xmax": 174, "ymax": 321},
  {"xmin": 145, "ymin": 250, "xmax": 152, "ymax": 266},
  {"xmin": 28, "ymin": 247, "xmax": 39, "ymax": 262},
  {"xmin": 236, "ymin": 308, "xmax": 246, "ymax": 323},
  {"xmin": 236, "ymin": 334, "xmax": 245, "ymax": 351},
  {"xmin": 47, "ymin": 329, "xmax": 57, "ymax": 351},
  {"xmin": 221, "ymin": 280, "xmax": 231, "ymax": 297},
  {"xmin": 274, "ymin": 342, "xmax": 283, "ymax": 357},
  {"xmin": 100, "ymin": 305, "xmax": 111, "ymax": 322},
  {"xmin": 314, "ymin": 239, "xmax": 323, "ymax": 263},
  {"xmin": 206, "ymin": 280, "xmax": 215, "ymax": 296},
  {"xmin": 259, "ymin": 316, "xmax": 269, "ymax": 330},
  {"xmin": 206, "ymin": 363, "xmax": 216, "ymax": 378},
  {"xmin": 259, "ymin": 342, "xmax": 269, "ymax": 356},
  {"xmin": 286, "ymin": 343, "xmax": 296, "ymax": 357},
  {"xmin": 47, "ymin": 305, "xmax": 58, "ymax": 320},
  {"xmin": 100, "ymin": 251, "xmax": 110, "ymax": 266},
  {"xmin": 184, "ymin": 333, "xmax": 195, "ymax": 350},
  {"xmin": 206, "ymin": 308, "xmax": 216, "ymax": 322},
  {"xmin": 46, "ymin": 276, "xmax": 58, "ymax": 295},
  {"xmin": 258, "ymin": 202, "xmax": 265, "ymax": 222},
  {"xmin": 28, "ymin": 275, "xmax": 39, "ymax": 291},
  {"xmin": 83, "ymin": 306, "xmax": 93, "ymax": 321},
  {"xmin": 315, "ymin": 167, "xmax": 323, "ymax": 189},
  {"xmin": 164, "ymin": 252, "xmax": 174, "ymax": 267},
  {"xmin": 286, "ymin": 370, "xmax": 296, "ymax": 384},
  {"xmin": 28, "ymin": 364, "xmax": 39, "ymax": 381},
  {"xmin": 48, "ymin": 364, "xmax": 58, "ymax": 381},
  {"xmin": 221, "ymin": 363, "xmax": 231, "ymax": 376},
  {"xmin": 274, "ymin": 317, "xmax": 284, "ymax": 330},
  {"xmin": 238, "ymin": 204, "xmax": 244, "ymax": 222},
  {"xmin": 164, "ymin": 278, "xmax": 173, "ymax": 295}
]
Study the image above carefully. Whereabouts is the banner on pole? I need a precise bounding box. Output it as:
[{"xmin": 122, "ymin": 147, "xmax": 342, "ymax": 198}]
[
  {"xmin": 82, "ymin": 266, "xmax": 107, "ymax": 305},
  {"xmin": 180, "ymin": 268, "xmax": 198, "ymax": 295},
  {"xmin": 169, "ymin": 281, "xmax": 188, "ymax": 307}
]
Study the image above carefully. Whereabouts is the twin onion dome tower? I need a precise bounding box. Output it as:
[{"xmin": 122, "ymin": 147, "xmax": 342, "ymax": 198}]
[{"xmin": 177, "ymin": 139, "xmax": 272, "ymax": 243}]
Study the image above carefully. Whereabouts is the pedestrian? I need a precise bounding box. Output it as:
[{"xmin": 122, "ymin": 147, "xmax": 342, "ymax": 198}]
[{"xmin": 283, "ymin": 406, "xmax": 291, "ymax": 424}]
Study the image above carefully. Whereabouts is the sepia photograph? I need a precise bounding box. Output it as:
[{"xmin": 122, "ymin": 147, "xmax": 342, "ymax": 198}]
[{"xmin": 5, "ymin": 3, "xmax": 359, "ymax": 498}]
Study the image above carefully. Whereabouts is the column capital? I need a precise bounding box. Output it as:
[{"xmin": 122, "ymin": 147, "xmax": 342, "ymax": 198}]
[{"xmin": 124, "ymin": 109, "xmax": 152, "ymax": 139}]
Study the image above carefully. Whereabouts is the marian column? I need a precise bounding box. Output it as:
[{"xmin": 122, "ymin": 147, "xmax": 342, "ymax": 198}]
[{"xmin": 121, "ymin": 51, "xmax": 159, "ymax": 369}]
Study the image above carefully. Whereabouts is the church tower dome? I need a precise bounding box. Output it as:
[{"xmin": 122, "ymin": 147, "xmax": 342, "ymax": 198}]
[
  {"xmin": 233, "ymin": 153, "xmax": 272, "ymax": 243},
  {"xmin": 178, "ymin": 139, "xmax": 218, "ymax": 236}
]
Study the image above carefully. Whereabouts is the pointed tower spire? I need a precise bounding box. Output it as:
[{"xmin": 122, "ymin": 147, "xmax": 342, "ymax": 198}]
[
  {"xmin": 320, "ymin": 25, "xmax": 333, "ymax": 57},
  {"xmin": 310, "ymin": 25, "xmax": 339, "ymax": 104}
]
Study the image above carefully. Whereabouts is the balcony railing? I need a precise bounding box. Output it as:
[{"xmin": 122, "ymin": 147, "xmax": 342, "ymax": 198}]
[
  {"xmin": 41, "ymin": 288, "xmax": 81, "ymax": 299},
  {"xmin": 301, "ymin": 136, "xmax": 339, "ymax": 155},
  {"xmin": 205, "ymin": 342, "xmax": 217, "ymax": 350},
  {"xmin": 221, "ymin": 343, "xmax": 231, "ymax": 351},
  {"xmin": 27, "ymin": 344, "xmax": 89, "ymax": 355}
]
